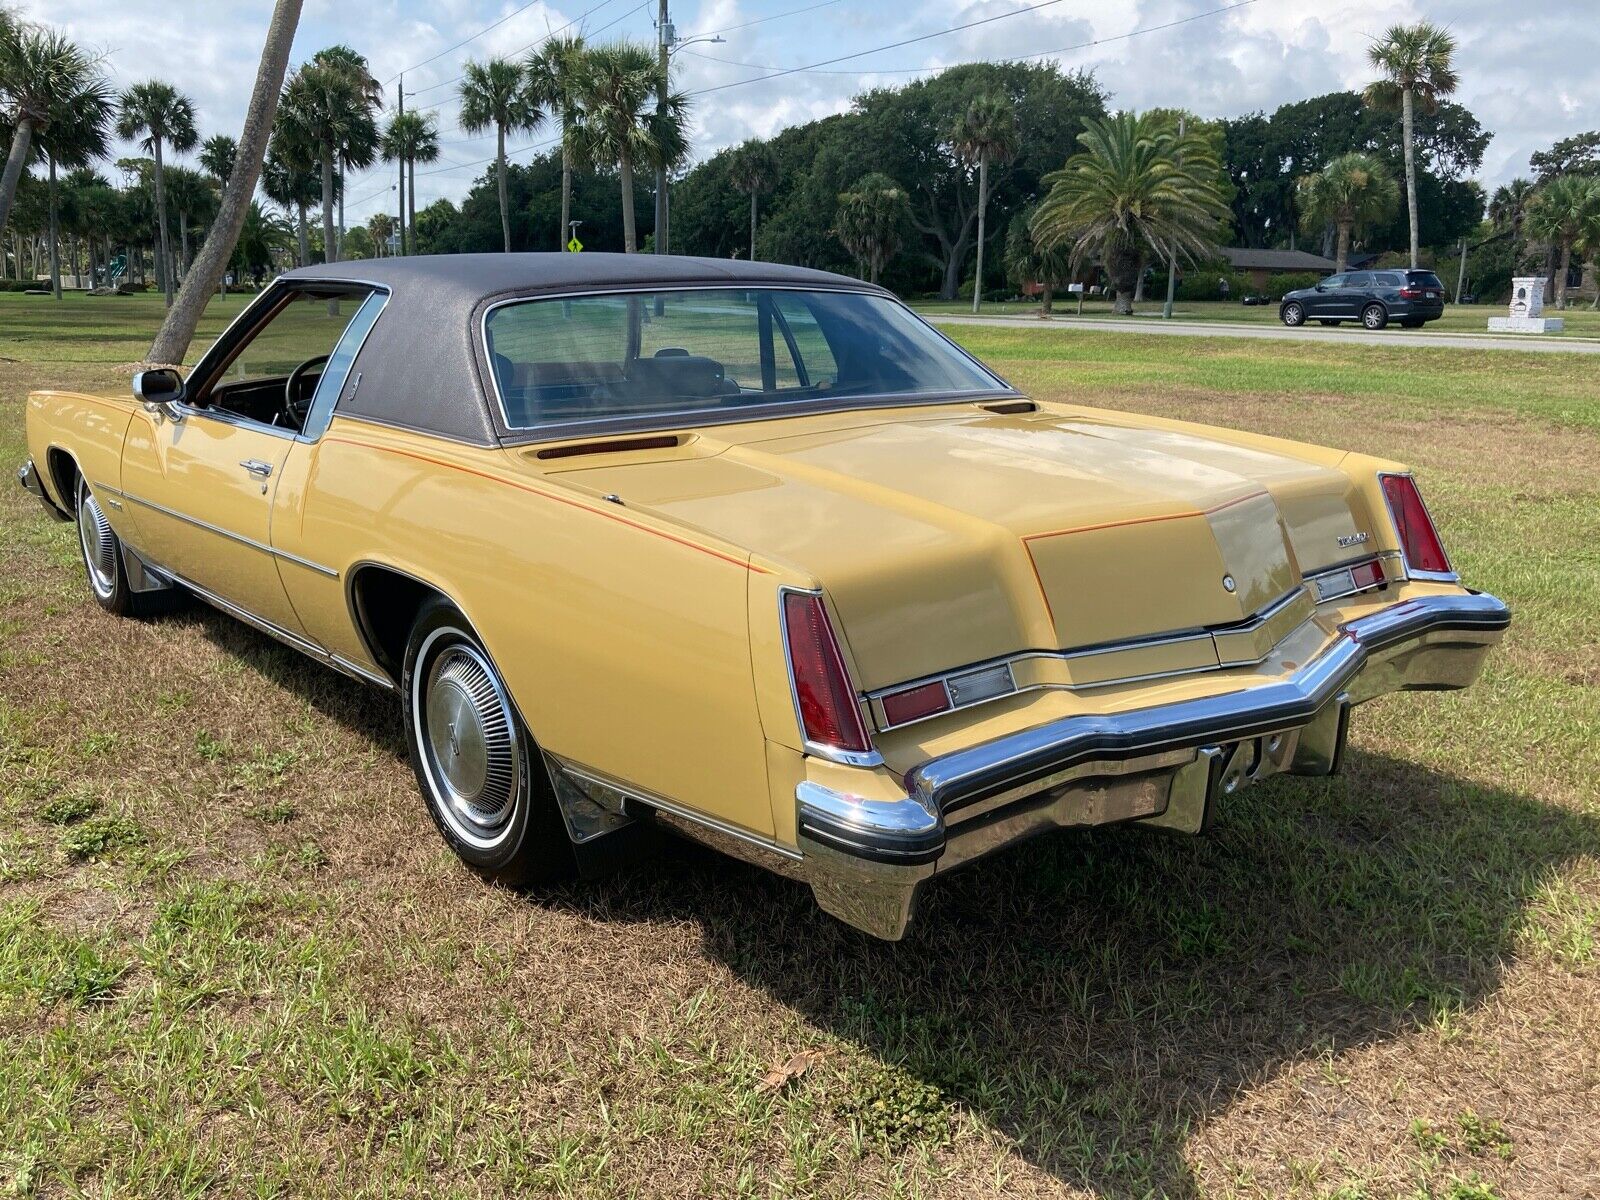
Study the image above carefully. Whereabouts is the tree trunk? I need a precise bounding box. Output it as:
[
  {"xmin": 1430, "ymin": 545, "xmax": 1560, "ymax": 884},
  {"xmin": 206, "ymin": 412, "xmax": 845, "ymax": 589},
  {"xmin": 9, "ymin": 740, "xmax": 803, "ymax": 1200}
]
[
  {"xmin": 620, "ymin": 153, "xmax": 637, "ymax": 253},
  {"xmin": 1401, "ymin": 85, "xmax": 1420, "ymax": 269},
  {"xmin": 0, "ymin": 118, "xmax": 34, "ymax": 235},
  {"xmin": 320, "ymin": 148, "xmax": 337, "ymax": 264},
  {"xmin": 1109, "ymin": 246, "xmax": 1140, "ymax": 316},
  {"xmin": 147, "ymin": 0, "xmax": 304, "ymax": 366},
  {"xmin": 497, "ymin": 124, "xmax": 511, "ymax": 253},
  {"xmin": 179, "ymin": 214, "xmax": 190, "ymax": 283},
  {"xmin": 396, "ymin": 148, "xmax": 407, "ymax": 255},
  {"xmin": 336, "ymin": 165, "xmax": 344, "ymax": 259},
  {"xmin": 749, "ymin": 193, "xmax": 758, "ymax": 261},
  {"xmin": 1133, "ymin": 254, "xmax": 1147, "ymax": 303},
  {"xmin": 559, "ymin": 132, "xmax": 572, "ymax": 249},
  {"xmin": 295, "ymin": 201, "xmax": 309, "ymax": 267},
  {"xmin": 971, "ymin": 153, "xmax": 988, "ymax": 314},
  {"xmin": 1335, "ymin": 221, "xmax": 1352, "ymax": 272},
  {"xmin": 47, "ymin": 156, "xmax": 62, "ymax": 300},
  {"xmin": 153, "ymin": 138, "xmax": 175, "ymax": 306},
  {"xmin": 1556, "ymin": 240, "xmax": 1572, "ymax": 308},
  {"xmin": 1041, "ymin": 283, "xmax": 1053, "ymax": 314}
]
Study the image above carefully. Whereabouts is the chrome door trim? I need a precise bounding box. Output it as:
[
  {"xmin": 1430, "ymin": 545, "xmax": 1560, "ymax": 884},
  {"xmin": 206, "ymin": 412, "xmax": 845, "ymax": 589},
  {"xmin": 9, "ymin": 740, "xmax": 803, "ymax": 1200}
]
[{"xmin": 116, "ymin": 490, "xmax": 339, "ymax": 579}]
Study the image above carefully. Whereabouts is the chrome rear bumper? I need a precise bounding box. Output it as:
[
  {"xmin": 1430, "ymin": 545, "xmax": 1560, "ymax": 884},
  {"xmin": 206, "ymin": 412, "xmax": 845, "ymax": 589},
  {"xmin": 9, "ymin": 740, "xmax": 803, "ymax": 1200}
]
[{"xmin": 797, "ymin": 590, "xmax": 1511, "ymax": 940}]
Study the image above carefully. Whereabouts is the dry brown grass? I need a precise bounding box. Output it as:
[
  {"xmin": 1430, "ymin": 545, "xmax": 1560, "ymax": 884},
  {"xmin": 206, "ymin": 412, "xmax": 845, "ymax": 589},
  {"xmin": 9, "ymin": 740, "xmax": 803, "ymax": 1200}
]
[{"xmin": 2, "ymin": 313, "xmax": 1597, "ymax": 1199}]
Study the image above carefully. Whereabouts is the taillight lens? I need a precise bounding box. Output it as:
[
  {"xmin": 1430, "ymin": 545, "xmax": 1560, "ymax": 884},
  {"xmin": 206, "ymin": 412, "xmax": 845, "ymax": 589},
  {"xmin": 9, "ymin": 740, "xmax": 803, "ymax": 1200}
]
[
  {"xmin": 1399, "ymin": 286, "xmax": 1422, "ymax": 299},
  {"xmin": 1381, "ymin": 474, "xmax": 1452, "ymax": 574},
  {"xmin": 782, "ymin": 592, "xmax": 872, "ymax": 754}
]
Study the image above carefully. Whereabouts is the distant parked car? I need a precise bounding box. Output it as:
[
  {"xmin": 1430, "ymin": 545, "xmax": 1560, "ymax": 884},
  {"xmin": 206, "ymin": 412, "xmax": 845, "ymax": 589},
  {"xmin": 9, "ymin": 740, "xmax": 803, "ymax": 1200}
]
[
  {"xmin": 1241, "ymin": 294, "xmax": 1271, "ymax": 306},
  {"xmin": 1279, "ymin": 270, "xmax": 1447, "ymax": 330}
]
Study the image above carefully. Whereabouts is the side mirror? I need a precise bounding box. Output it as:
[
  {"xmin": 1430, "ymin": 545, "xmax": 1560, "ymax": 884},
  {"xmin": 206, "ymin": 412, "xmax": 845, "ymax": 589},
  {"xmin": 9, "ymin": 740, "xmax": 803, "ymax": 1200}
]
[{"xmin": 132, "ymin": 368, "xmax": 185, "ymax": 420}]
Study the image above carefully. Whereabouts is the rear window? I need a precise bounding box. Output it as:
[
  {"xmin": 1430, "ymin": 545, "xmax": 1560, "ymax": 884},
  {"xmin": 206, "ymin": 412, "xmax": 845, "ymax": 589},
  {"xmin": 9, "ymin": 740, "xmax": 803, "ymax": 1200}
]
[
  {"xmin": 484, "ymin": 288, "xmax": 1007, "ymax": 432},
  {"xmin": 1407, "ymin": 271, "xmax": 1444, "ymax": 288}
]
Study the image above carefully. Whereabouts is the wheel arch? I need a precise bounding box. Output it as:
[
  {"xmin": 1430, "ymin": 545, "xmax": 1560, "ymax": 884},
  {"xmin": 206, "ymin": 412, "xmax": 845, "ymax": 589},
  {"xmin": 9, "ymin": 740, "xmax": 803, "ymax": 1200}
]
[
  {"xmin": 45, "ymin": 446, "xmax": 81, "ymax": 513},
  {"xmin": 345, "ymin": 561, "xmax": 460, "ymax": 685}
]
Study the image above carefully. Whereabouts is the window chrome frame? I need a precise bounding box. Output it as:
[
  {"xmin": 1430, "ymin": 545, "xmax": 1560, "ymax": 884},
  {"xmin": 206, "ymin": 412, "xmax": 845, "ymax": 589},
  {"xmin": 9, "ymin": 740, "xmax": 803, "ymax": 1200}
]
[{"xmin": 478, "ymin": 283, "xmax": 1021, "ymax": 445}]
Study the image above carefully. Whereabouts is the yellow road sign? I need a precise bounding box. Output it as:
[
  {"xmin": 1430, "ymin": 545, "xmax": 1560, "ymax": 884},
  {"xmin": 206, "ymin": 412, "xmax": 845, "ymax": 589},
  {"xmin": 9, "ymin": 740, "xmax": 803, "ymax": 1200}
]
[{"xmin": 566, "ymin": 236, "xmax": 583, "ymax": 252}]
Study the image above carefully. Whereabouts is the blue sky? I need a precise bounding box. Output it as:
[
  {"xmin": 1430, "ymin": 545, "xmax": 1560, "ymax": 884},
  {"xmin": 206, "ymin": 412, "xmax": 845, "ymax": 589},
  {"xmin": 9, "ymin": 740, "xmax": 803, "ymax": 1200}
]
[{"xmin": 25, "ymin": 0, "xmax": 1600, "ymax": 227}]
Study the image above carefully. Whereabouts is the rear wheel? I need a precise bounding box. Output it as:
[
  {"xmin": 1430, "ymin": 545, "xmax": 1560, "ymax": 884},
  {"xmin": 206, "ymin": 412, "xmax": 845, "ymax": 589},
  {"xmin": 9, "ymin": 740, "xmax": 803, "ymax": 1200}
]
[
  {"xmin": 401, "ymin": 598, "xmax": 575, "ymax": 886},
  {"xmin": 1280, "ymin": 302, "xmax": 1305, "ymax": 327},
  {"xmin": 1362, "ymin": 303, "xmax": 1388, "ymax": 330}
]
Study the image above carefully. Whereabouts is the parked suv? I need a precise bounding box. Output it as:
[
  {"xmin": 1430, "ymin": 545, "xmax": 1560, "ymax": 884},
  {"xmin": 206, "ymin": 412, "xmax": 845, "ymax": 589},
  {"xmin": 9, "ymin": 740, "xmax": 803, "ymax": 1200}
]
[{"xmin": 1279, "ymin": 270, "xmax": 1447, "ymax": 330}]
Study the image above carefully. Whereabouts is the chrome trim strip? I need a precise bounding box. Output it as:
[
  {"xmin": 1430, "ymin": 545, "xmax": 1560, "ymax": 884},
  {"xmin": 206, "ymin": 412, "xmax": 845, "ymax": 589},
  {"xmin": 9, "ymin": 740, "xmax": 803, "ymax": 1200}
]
[
  {"xmin": 165, "ymin": 567, "xmax": 393, "ymax": 690},
  {"xmin": 479, "ymin": 283, "xmax": 1019, "ymax": 445},
  {"xmin": 556, "ymin": 758, "xmax": 802, "ymax": 862},
  {"xmin": 777, "ymin": 585, "xmax": 886, "ymax": 769},
  {"xmin": 118, "ymin": 491, "xmax": 340, "ymax": 579}
]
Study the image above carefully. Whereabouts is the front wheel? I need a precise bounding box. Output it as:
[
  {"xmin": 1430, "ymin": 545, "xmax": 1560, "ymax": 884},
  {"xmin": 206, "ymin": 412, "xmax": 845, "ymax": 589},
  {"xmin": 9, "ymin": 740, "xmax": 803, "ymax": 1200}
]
[
  {"xmin": 1362, "ymin": 304, "xmax": 1388, "ymax": 330},
  {"xmin": 401, "ymin": 598, "xmax": 575, "ymax": 886},
  {"xmin": 1280, "ymin": 302, "xmax": 1305, "ymax": 327}
]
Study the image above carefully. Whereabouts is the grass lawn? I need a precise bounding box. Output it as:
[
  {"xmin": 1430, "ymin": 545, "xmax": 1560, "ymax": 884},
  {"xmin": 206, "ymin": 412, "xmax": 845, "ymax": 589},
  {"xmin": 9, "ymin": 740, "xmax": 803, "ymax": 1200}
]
[
  {"xmin": 2, "ymin": 292, "xmax": 1598, "ymax": 1198},
  {"xmin": 915, "ymin": 296, "xmax": 1600, "ymax": 339}
]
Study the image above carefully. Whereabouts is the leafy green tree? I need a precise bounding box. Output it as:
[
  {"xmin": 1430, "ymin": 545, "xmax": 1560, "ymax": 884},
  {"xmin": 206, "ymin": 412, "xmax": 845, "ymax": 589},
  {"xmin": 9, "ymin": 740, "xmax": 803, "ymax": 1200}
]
[
  {"xmin": 31, "ymin": 45, "xmax": 111, "ymax": 297},
  {"xmin": 1366, "ymin": 21, "xmax": 1459, "ymax": 268},
  {"xmin": 459, "ymin": 57, "xmax": 540, "ymax": 252},
  {"xmin": 1, "ymin": 25, "xmax": 109, "ymax": 241},
  {"xmin": 949, "ymin": 93, "xmax": 1018, "ymax": 312},
  {"xmin": 727, "ymin": 139, "xmax": 778, "ymax": 259},
  {"xmin": 1003, "ymin": 203, "xmax": 1073, "ymax": 311},
  {"xmin": 1526, "ymin": 175, "xmax": 1600, "ymax": 308},
  {"xmin": 261, "ymin": 143, "xmax": 318, "ymax": 264},
  {"xmin": 1296, "ymin": 153, "xmax": 1400, "ymax": 271},
  {"xmin": 199, "ymin": 133, "xmax": 236, "ymax": 185},
  {"xmin": 162, "ymin": 164, "xmax": 216, "ymax": 281},
  {"xmin": 525, "ymin": 34, "xmax": 587, "ymax": 249},
  {"xmin": 833, "ymin": 172, "xmax": 908, "ymax": 284},
  {"xmin": 308, "ymin": 46, "xmax": 379, "ymax": 257},
  {"xmin": 1530, "ymin": 131, "xmax": 1600, "ymax": 180},
  {"xmin": 231, "ymin": 198, "xmax": 291, "ymax": 278},
  {"xmin": 366, "ymin": 210, "xmax": 392, "ymax": 256},
  {"xmin": 1489, "ymin": 178, "xmax": 1536, "ymax": 271},
  {"xmin": 1032, "ymin": 111, "xmax": 1229, "ymax": 316},
  {"xmin": 574, "ymin": 42, "xmax": 685, "ymax": 254},
  {"xmin": 116, "ymin": 79, "xmax": 198, "ymax": 304}
]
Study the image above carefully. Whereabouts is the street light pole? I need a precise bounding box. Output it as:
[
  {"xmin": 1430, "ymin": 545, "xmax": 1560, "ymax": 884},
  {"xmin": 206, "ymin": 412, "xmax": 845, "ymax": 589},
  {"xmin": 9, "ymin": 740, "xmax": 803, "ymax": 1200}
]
[{"xmin": 655, "ymin": 0, "xmax": 670, "ymax": 254}]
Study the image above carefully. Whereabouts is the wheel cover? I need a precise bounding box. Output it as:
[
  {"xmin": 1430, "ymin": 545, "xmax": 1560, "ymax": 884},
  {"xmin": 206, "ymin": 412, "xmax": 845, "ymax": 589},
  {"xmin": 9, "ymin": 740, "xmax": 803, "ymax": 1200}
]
[
  {"xmin": 416, "ymin": 635, "xmax": 520, "ymax": 848},
  {"xmin": 77, "ymin": 487, "xmax": 117, "ymax": 600},
  {"xmin": 1364, "ymin": 307, "xmax": 1383, "ymax": 328},
  {"xmin": 1284, "ymin": 304, "xmax": 1302, "ymax": 324}
]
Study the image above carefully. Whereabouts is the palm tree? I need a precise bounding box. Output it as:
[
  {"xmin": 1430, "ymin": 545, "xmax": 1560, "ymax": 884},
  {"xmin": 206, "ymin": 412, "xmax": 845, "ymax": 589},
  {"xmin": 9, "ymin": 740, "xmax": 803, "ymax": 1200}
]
[
  {"xmin": 1031, "ymin": 111, "xmax": 1230, "ymax": 317},
  {"xmin": 366, "ymin": 210, "xmax": 392, "ymax": 257},
  {"xmin": 261, "ymin": 143, "xmax": 318, "ymax": 265},
  {"xmin": 277, "ymin": 59, "xmax": 373, "ymax": 266},
  {"xmin": 1526, "ymin": 175, "xmax": 1600, "ymax": 309},
  {"xmin": 1296, "ymin": 153, "xmax": 1400, "ymax": 272},
  {"xmin": 727, "ymin": 140, "xmax": 778, "ymax": 260},
  {"xmin": 575, "ymin": 42, "xmax": 686, "ymax": 254},
  {"xmin": 0, "ymin": 25, "xmax": 108, "ymax": 238},
  {"xmin": 833, "ymin": 172, "xmax": 909, "ymax": 285},
  {"xmin": 1489, "ymin": 178, "xmax": 1536, "ymax": 271},
  {"xmin": 148, "ymin": 0, "xmax": 304, "ymax": 365},
  {"xmin": 1365, "ymin": 22, "xmax": 1459, "ymax": 269},
  {"xmin": 116, "ymin": 80, "xmax": 197, "ymax": 305},
  {"xmin": 1002, "ymin": 204, "xmax": 1074, "ymax": 313},
  {"xmin": 31, "ymin": 46, "xmax": 112, "ymax": 298},
  {"xmin": 381, "ymin": 109, "xmax": 438, "ymax": 255},
  {"xmin": 950, "ymin": 93, "xmax": 1019, "ymax": 313},
  {"xmin": 198, "ymin": 133, "xmax": 237, "ymax": 187},
  {"xmin": 162, "ymin": 164, "xmax": 215, "ymax": 283},
  {"xmin": 525, "ymin": 34, "xmax": 587, "ymax": 249},
  {"xmin": 459, "ymin": 57, "xmax": 540, "ymax": 253},
  {"xmin": 309, "ymin": 45, "xmax": 379, "ymax": 257}
]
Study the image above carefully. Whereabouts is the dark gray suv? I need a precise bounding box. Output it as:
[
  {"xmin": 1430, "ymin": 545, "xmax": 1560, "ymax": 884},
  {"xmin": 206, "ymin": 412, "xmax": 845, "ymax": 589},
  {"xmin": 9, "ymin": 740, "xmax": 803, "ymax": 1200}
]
[{"xmin": 1279, "ymin": 269, "xmax": 1447, "ymax": 330}]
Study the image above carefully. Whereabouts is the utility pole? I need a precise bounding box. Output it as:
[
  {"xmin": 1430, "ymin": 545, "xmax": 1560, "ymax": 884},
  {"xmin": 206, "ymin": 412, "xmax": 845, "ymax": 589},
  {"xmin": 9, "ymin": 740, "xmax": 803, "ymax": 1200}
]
[
  {"xmin": 1455, "ymin": 236, "xmax": 1468, "ymax": 305},
  {"xmin": 396, "ymin": 75, "xmax": 407, "ymax": 256},
  {"xmin": 655, "ymin": 0, "xmax": 670, "ymax": 254},
  {"xmin": 1162, "ymin": 115, "xmax": 1185, "ymax": 319}
]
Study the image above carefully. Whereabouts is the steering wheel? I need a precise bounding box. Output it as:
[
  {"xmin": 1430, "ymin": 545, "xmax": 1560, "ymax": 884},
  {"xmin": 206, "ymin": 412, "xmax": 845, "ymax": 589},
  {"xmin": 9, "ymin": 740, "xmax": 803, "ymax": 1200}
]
[{"xmin": 284, "ymin": 353, "xmax": 331, "ymax": 428}]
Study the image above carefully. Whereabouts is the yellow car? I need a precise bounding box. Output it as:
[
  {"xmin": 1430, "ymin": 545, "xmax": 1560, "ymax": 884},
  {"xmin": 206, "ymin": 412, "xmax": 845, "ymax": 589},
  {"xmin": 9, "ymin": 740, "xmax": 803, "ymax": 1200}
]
[{"xmin": 20, "ymin": 255, "xmax": 1510, "ymax": 939}]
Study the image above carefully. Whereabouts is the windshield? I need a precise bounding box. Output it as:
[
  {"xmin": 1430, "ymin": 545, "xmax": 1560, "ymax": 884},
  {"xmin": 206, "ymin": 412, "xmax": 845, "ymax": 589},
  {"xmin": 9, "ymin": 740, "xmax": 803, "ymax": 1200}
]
[{"xmin": 483, "ymin": 288, "xmax": 1008, "ymax": 432}]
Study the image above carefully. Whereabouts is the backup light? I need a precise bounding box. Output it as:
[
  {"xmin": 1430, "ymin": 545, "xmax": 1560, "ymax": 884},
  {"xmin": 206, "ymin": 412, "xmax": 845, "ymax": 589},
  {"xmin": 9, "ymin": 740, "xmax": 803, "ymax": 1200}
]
[
  {"xmin": 1380, "ymin": 474, "xmax": 1452, "ymax": 575},
  {"xmin": 782, "ymin": 592, "xmax": 873, "ymax": 755}
]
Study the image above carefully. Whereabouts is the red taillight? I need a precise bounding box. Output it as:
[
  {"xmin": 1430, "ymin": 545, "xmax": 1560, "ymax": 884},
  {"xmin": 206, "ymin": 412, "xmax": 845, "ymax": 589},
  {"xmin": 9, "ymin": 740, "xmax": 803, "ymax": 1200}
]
[
  {"xmin": 1381, "ymin": 474, "xmax": 1452, "ymax": 574},
  {"xmin": 1399, "ymin": 286, "xmax": 1422, "ymax": 299},
  {"xmin": 782, "ymin": 592, "xmax": 873, "ymax": 754},
  {"xmin": 880, "ymin": 681, "xmax": 952, "ymax": 727}
]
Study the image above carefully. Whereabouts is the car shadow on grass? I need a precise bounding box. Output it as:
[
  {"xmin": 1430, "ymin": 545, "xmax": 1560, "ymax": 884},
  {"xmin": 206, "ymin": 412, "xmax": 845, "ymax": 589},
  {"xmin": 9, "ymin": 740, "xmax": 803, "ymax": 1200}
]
[{"xmin": 206, "ymin": 615, "xmax": 1594, "ymax": 1198}]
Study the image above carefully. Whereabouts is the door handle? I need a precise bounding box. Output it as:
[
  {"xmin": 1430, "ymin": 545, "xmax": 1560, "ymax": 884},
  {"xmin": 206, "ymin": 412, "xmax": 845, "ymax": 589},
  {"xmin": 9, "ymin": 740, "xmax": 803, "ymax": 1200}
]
[{"xmin": 240, "ymin": 459, "xmax": 273, "ymax": 478}]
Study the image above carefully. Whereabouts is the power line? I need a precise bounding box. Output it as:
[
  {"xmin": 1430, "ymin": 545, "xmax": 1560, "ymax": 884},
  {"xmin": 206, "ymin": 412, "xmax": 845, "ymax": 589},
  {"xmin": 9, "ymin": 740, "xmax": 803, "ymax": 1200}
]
[
  {"xmin": 685, "ymin": 0, "xmax": 843, "ymax": 41},
  {"xmin": 686, "ymin": 0, "xmax": 1071, "ymax": 98},
  {"xmin": 680, "ymin": 0, "xmax": 1261, "ymax": 80},
  {"xmin": 381, "ymin": 0, "xmax": 558, "ymax": 84}
]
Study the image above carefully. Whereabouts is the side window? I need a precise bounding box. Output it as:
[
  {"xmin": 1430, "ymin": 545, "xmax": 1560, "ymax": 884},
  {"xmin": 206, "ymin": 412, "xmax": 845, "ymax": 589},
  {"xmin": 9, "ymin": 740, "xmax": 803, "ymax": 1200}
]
[
  {"xmin": 197, "ymin": 286, "xmax": 378, "ymax": 434},
  {"xmin": 1322, "ymin": 275, "xmax": 1345, "ymax": 289},
  {"xmin": 772, "ymin": 294, "xmax": 839, "ymax": 389},
  {"xmin": 1346, "ymin": 273, "xmax": 1373, "ymax": 289},
  {"xmin": 1378, "ymin": 272, "xmax": 1404, "ymax": 287},
  {"xmin": 302, "ymin": 291, "xmax": 385, "ymax": 441}
]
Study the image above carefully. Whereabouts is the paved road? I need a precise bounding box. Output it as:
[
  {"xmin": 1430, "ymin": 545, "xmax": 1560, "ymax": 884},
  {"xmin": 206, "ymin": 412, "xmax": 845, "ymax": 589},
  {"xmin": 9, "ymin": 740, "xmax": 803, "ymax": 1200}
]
[{"xmin": 928, "ymin": 313, "xmax": 1600, "ymax": 355}]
